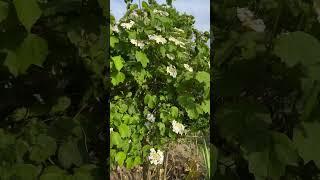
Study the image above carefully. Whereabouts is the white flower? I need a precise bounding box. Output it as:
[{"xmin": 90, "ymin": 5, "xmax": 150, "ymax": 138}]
[
  {"xmin": 131, "ymin": 11, "xmax": 139, "ymax": 18},
  {"xmin": 166, "ymin": 64, "xmax": 177, "ymax": 78},
  {"xmin": 148, "ymin": 148, "xmax": 164, "ymax": 165},
  {"xmin": 128, "ymin": 139, "xmax": 132, "ymax": 143},
  {"xmin": 183, "ymin": 64, "xmax": 193, "ymax": 72},
  {"xmin": 111, "ymin": 25, "xmax": 119, "ymax": 33},
  {"xmin": 110, "ymin": 128, "xmax": 113, "ymax": 132},
  {"xmin": 173, "ymin": 27, "xmax": 184, "ymax": 33},
  {"xmin": 314, "ymin": 1, "xmax": 320, "ymax": 23},
  {"xmin": 237, "ymin": 7, "xmax": 254, "ymax": 22},
  {"xmin": 148, "ymin": 34, "xmax": 167, "ymax": 44},
  {"xmin": 246, "ymin": 19, "xmax": 266, "ymax": 32},
  {"xmin": 153, "ymin": 9, "xmax": 169, "ymax": 16},
  {"xmin": 237, "ymin": 7, "xmax": 266, "ymax": 32},
  {"xmin": 120, "ymin": 20, "xmax": 135, "ymax": 30},
  {"xmin": 166, "ymin": 54, "xmax": 174, "ymax": 60},
  {"xmin": 146, "ymin": 113, "xmax": 155, "ymax": 123},
  {"xmin": 130, "ymin": 39, "xmax": 145, "ymax": 49},
  {"xmin": 168, "ymin": 36, "xmax": 185, "ymax": 47},
  {"xmin": 171, "ymin": 120, "xmax": 185, "ymax": 135}
]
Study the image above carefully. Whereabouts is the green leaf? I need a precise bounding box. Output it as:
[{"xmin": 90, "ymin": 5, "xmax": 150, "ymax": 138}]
[
  {"xmin": 58, "ymin": 141, "xmax": 83, "ymax": 169},
  {"xmin": 51, "ymin": 96, "xmax": 71, "ymax": 113},
  {"xmin": 111, "ymin": 56, "xmax": 124, "ymax": 71},
  {"xmin": 170, "ymin": 106, "xmax": 179, "ymax": 118},
  {"xmin": 4, "ymin": 34, "xmax": 48, "ymax": 77},
  {"xmin": 111, "ymin": 72, "xmax": 125, "ymax": 86},
  {"xmin": 30, "ymin": 134, "xmax": 57, "ymax": 163},
  {"xmin": 158, "ymin": 122, "xmax": 166, "ymax": 136},
  {"xmin": 118, "ymin": 124, "xmax": 131, "ymax": 138},
  {"xmin": 0, "ymin": 1, "xmax": 9, "ymax": 23},
  {"xmin": 247, "ymin": 132, "xmax": 298, "ymax": 179},
  {"xmin": 40, "ymin": 173, "xmax": 66, "ymax": 180},
  {"xmin": 144, "ymin": 94, "xmax": 157, "ymax": 109},
  {"xmin": 11, "ymin": 107, "xmax": 27, "ymax": 122},
  {"xmin": 110, "ymin": 132, "xmax": 122, "ymax": 147},
  {"xmin": 115, "ymin": 152, "xmax": 126, "ymax": 166},
  {"xmin": 135, "ymin": 51, "xmax": 149, "ymax": 68},
  {"xmin": 293, "ymin": 122, "xmax": 320, "ymax": 167},
  {"xmin": 11, "ymin": 164, "xmax": 39, "ymax": 180},
  {"xmin": 274, "ymin": 31, "xmax": 320, "ymax": 67},
  {"xmin": 196, "ymin": 71, "xmax": 210, "ymax": 85},
  {"xmin": 13, "ymin": 0, "xmax": 42, "ymax": 31},
  {"xmin": 110, "ymin": 36, "xmax": 119, "ymax": 48},
  {"xmin": 142, "ymin": 1, "xmax": 149, "ymax": 9},
  {"xmin": 201, "ymin": 100, "xmax": 210, "ymax": 114}
]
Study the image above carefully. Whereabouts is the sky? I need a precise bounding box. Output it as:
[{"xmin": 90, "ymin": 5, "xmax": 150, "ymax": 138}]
[{"xmin": 110, "ymin": 0, "xmax": 210, "ymax": 32}]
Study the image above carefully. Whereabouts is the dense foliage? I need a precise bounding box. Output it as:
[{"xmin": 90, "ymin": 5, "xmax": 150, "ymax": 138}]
[
  {"xmin": 0, "ymin": 0, "xmax": 107, "ymax": 179},
  {"xmin": 110, "ymin": 0, "xmax": 210, "ymax": 170},
  {"xmin": 213, "ymin": 0, "xmax": 320, "ymax": 179}
]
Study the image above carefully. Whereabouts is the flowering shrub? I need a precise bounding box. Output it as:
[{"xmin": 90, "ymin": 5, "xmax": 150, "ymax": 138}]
[{"xmin": 110, "ymin": 1, "xmax": 210, "ymax": 169}]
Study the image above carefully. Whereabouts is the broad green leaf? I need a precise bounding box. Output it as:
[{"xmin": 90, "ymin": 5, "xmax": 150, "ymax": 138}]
[
  {"xmin": 125, "ymin": 157, "xmax": 134, "ymax": 169},
  {"xmin": 11, "ymin": 107, "xmax": 27, "ymax": 122},
  {"xmin": 13, "ymin": 0, "xmax": 42, "ymax": 31},
  {"xmin": 111, "ymin": 72, "xmax": 125, "ymax": 86},
  {"xmin": 293, "ymin": 122, "xmax": 320, "ymax": 167},
  {"xmin": 300, "ymin": 83, "xmax": 320, "ymax": 121},
  {"xmin": 158, "ymin": 122, "xmax": 166, "ymax": 136},
  {"xmin": 135, "ymin": 51, "xmax": 149, "ymax": 68},
  {"xmin": 142, "ymin": 1, "xmax": 149, "ymax": 9},
  {"xmin": 118, "ymin": 124, "xmax": 131, "ymax": 138},
  {"xmin": 110, "ymin": 36, "xmax": 119, "ymax": 48},
  {"xmin": 201, "ymin": 100, "xmax": 210, "ymax": 114},
  {"xmin": 58, "ymin": 141, "xmax": 83, "ymax": 169},
  {"xmin": 178, "ymin": 95, "xmax": 199, "ymax": 119},
  {"xmin": 144, "ymin": 94, "xmax": 157, "ymax": 109},
  {"xmin": 0, "ymin": 2, "xmax": 9, "ymax": 23},
  {"xmin": 115, "ymin": 152, "xmax": 126, "ymax": 166},
  {"xmin": 274, "ymin": 31, "xmax": 320, "ymax": 67},
  {"xmin": 4, "ymin": 34, "xmax": 48, "ymax": 76},
  {"xmin": 30, "ymin": 134, "xmax": 57, "ymax": 163},
  {"xmin": 247, "ymin": 132, "xmax": 298, "ymax": 179},
  {"xmin": 111, "ymin": 56, "xmax": 124, "ymax": 71},
  {"xmin": 170, "ymin": 106, "xmax": 179, "ymax": 118},
  {"xmin": 15, "ymin": 139, "xmax": 29, "ymax": 162},
  {"xmin": 51, "ymin": 96, "xmax": 71, "ymax": 113},
  {"xmin": 196, "ymin": 71, "xmax": 210, "ymax": 85},
  {"xmin": 11, "ymin": 164, "xmax": 39, "ymax": 180},
  {"xmin": 40, "ymin": 173, "xmax": 66, "ymax": 180},
  {"xmin": 110, "ymin": 132, "xmax": 122, "ymax": 147}
]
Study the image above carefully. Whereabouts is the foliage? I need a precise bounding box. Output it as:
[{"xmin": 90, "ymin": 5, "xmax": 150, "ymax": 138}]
[
  {"xmin": 213, "ymin": 0, "xmax": 320, "ymax": 179},
  {"xmin": 0, "ymin": 0, "xmax": 107, "ymax": 178},
  {"xmin": 110, "ymin": 0, "xmax": 210, "ymax": 169}
]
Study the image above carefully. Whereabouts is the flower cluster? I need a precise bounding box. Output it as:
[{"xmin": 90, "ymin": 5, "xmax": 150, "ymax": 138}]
[
  {"xmin": 146, "ymin": 113, "xmax": 156, "ymax": 123},
  {"xmin": 130, "ymin": 39, "xmax": 145, "ymax": 49},
  {"xmin": 166, "ymin": 64, "xmax": 177, "ymax": 78},
  {"xmin": 168, "ymin": 36, "xmax": 185, "ymax": 48},
  {"xmin": 173, "ymin": 27, "xmax": 184, "ymax": 33},
  {"xmin": 183, "ymin": 64, "xmax": 193, "ymax": 72},
  {"xmin": 236, "ymin": 7, "xmax": 266, "ymax": 32},
  {"xmin": 120, "ymin": 20, "xmax": 135, "ymax": 30},
  {"xmin": 153, "ymin": 9, "xmax": 169, "ymax": 16},
  {"xmin": 148, "ymin": 148, "xmax": 164, "ymax": 165},
  {"xmin": 171, "ymin": 120, "xmax": 185, "ymax": 135},
  {"xmin": 148, "ymin": 34, "xmax": 167, "ymax": 44}
]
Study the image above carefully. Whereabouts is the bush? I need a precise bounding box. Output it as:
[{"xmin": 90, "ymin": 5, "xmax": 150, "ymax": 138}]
[{"xmin": 110, "ymin": 0, "xmax": 210, "ymax": 169}]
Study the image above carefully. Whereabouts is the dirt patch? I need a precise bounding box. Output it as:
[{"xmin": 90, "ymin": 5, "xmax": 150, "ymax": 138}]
[{"xmin": 110, "ymin": 134, "xmax": 207, "ymax": 180}]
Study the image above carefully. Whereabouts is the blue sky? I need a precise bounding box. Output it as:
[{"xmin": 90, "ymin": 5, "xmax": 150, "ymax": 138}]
[{"xmin": 110, "ymin": 0, "xmax": 210, "ymax": 32}]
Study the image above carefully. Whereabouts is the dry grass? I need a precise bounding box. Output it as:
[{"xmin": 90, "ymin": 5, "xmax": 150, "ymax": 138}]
[{"xmin": 110, "ymin": 133, "xmax": 207, "ymax": 180}]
